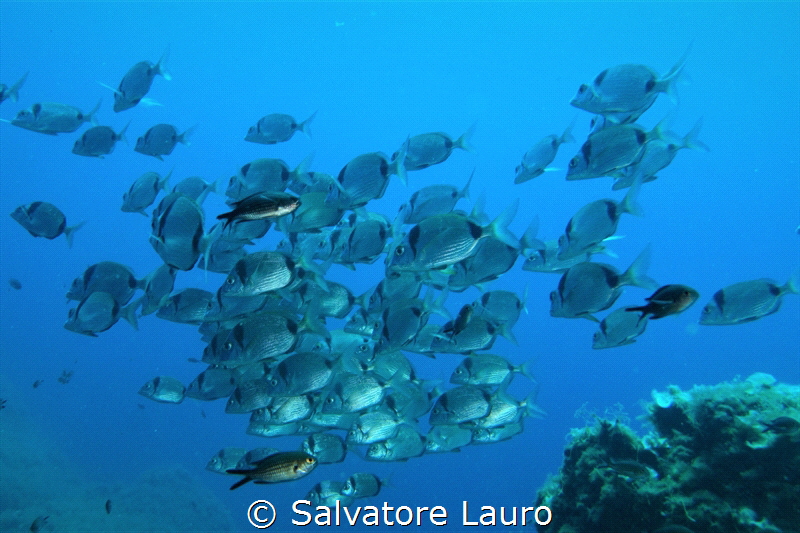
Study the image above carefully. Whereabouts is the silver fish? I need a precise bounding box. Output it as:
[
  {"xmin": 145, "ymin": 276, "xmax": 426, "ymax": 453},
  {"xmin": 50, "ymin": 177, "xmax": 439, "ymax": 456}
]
[
  {"xmin": 155, "ymin": 288, "xmax": 214, "ymax": 324},
  {"xmin": 699, "ymin": 275, "xmax": 799, "ymax": 325},
  {"xmin": 134, "ymin": 123, "xmax": 193, "ymax": 160},
  {"xmin": 10, "ymin": 201, "xmax": 85, "ymax": 247},
  {"xmin": 139, "ymin": 264, "xmax": 177, "ymax": 316},
  {"xmin": 301, "ymin": 433, "xmax": 347, "ymax": 463},
  {"xmin": 202, "ymin": 313, "xmax": 298, "ymax": 368},
  {"xmin": 206, "ymin": 447, "xmax": 247, "ymax": 474},
  {"xmin": 396, "ymin": 126, "xmax": 475, "ymax": 171},
  {"xmin": 450, "ymin": 354, "xmax": 534, "ymax": 386},
  {"xmin": 429, "ymin": 385, "xmax": 491, "ymax": 425},
  {"xmin": 67, "ymin": 261, "xmax": 141, "ymax": 306},
  {"xmin": 550, "ymin": 247, "xmax": 658, "ymax": 321},
  {"xmin": 592, "ymin": 307, "xmax": 649, "ymax": 349},
  {"xmin": 443, "ymin": 236, "xmax": 520, "ymax": 291},
  {"xmin": 425, "ymin": 425, "xmax": 473, "ymax": 453},
  {"xmin": 346, "ymin": 411, "xmax": 406, "ymax": 445},
  {"xmin": 72, "ymin": 123, "xmax": 129, "ymax": 158},
  {"xmin": 225, "ymin": 157, "xmax": 304, "ymax": 203},
  {"xmin": 219, "ymin": 251, "xmax": 295, "ymax": 298},
  {"xmin": 260, "ymin": 353, "xmax": 335, "ymax": 396},
  {"xmin": 107, "ymin": 52, "xmax": 170, "ymax": 112},
  {"xmin": 398, "ymin": 173, "xmax": 471, "ymax": 224},
  {"xmin": 342, "ymin": 472, "xmax": 383, "ymax": 499},
  {"xmin": 336, "ymin": 150, "xmax": 407, "ymax": 208},
  {"xmin": 122, "ymin": 170, "xmax": 171, "ymax": 216},
  {"xmin": 138, "ymin": 376, "xmax": 186, "ymax": 404},
  {"xmin": 11, "ymin": 100, "xmax": 100, "ymax": 134},
  {"xmin": 566, "ymin": 123, "xmax": 662, "ymax": 181},
  {"xmin": 172, "ymin": 176, "xmax": 217, "ymax": 205},
  {"xmin": 64, "ymin": 291, "xmax": 138, "ymax": 336},
  {"xmin": 0, "ymin": 71, "xmax": 27, "ymax": 104},
  {"xmin": 365, "ymin": 424, "xmax": 426, "ymax": 461},
  {"xmin": 245, "ymin": 111, "xmax": 316, "ymax": 144},
  {"xmin": 186, "ymin": 367, "xmax": 237, "ymax": 401},
  {"xmin": 306, "ymin": 480, "xmax": 355, "ymax": 507},
  {"xmin": 150, "ymin": 193, "xmax": 208, "ymax": 270},
  {"xmin": 236, "ymin": 447, "xmax": 282, "ymax": 469},
  {"xmin": 226, "ymin": 379, "xmax": 275, "ymax": 414},
  {"xmin": 471, "ymin": 420, "xmax": 524, "ymax": 444},
  {"xmin": 514, "ymin": 123, "xmax": 575, "ymax": 183}
]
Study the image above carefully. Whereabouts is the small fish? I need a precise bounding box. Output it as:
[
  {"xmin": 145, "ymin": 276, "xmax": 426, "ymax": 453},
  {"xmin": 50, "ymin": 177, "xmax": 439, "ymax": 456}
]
[
  {"xmin": 346, "ymin": 411, "xmax": 406, "ymax": 445},
  {"xmin": 441, "ymin": 304, "xmax": 474, "ymax": 339},
  {"xmin": 121, "ymin": 170, "xmax": 171, "ymax": 216},
  {"xmin": 365, "ymin": 425, "xmax": 426, "ymax": 461},
  {"xmin": 33, "ymin": 380, "xmax": 44, "ymax": 388},
  {"xmin": 625, "ymin": 284, "xmax": 699, "ymax": 320},
  {"xmin": 206, "ymin": 447, "xmax": 247, "ymax": 474},
  {"xmin": 226, "ymin": 157, "xmax": 303, "ymax": 203},
  {"xmin": 566, "ymin": 122, "xmax": 664, "ymax": 181},
  {"xmin": 10, "ymin": 202, "xmax": 85, "ymax": 247},
  {"xmin": 245, "ymin": 111, "xmax": 316, "ymax": 144},
  {"xmin": 155, "ymin": 288, "xmax": 214, "ymax": 324},
  {"xmin": 105, "ymin": 51, "xmax": 171, "ymax": 112},
  {"xmin": 217, "ymin": 192, "xmax": 301, "ymax": 228},
  {"xmin": 220, "ymin": 251, "xmax": 295, "ymax": 298},
  {"xmin": 172, "ymin": 176, "xmax": 217, "ymax": 205},
  {"xmin": 134, "ymin": 123, "xmax": 193, "ymax": 160},
  {"xmin": 471, "ymin": 421, "xmax": 524, "ymax": 444},
  {"xmin": 58, "ymin": 370, "xmax": 73, "ymax": 384},
  {"xmin": 336, "ymin": 149, "xmax": 407, "ymax": 208},
  {"xmin": 450, "ymin": 354, "xmax": 534, "ymax": 386},
  {"xmin": 65, "ymin": 291, "xmax": 138, "ymax": 336},
  {"xmin": 202, "ymin": 314, "xmax": 298, "ymax": 368},
  {"xmin": 396, "ymin": 126, "xmax": 475, "ymax": 171},
  {"xmin": 306, "ymin": 480, "xmax": 354, "ymax": 507},
  {"xmin": 592, "ymin": 307, "xmax": 649, "ymax": 349},
  {"xmin": 301, "ymin": 433, "xmax": 347, "ymax": 463},
  {"xmin": 342, "ymin": 472, "xmax": 383, "ymax": 499},
  {"xmin": 30, "ymin": 515, "xmax": 49, "ymax": 532},
  {"xmin": 11, "ymin": 100, "xmax": 100, "ymax": 135},
  {"xmin": 429, "ymin": 385, "xmax": 491, "ymax": 425},
  {"xmin": 226, "ymin": 451, "xmax": 317, "ymax": 490},
  {"xmin": 0, "ymin": 71, "xmax": 27, "ymax": 104},
  {"xmin": 550, "ymin": 247, "xmax": 658, "ymax": 321},
  {"xmin": 0, "ymin": 398, "xmax": 6, "ymax": 409},
  {"xmin": 571, "ymin": 47, "xmax": 689, "ymax": 116},
  {"xmin": 67, "ymin": 261, "xmax": 142, "ymax": 306},
  {"xmin": 425, "ymin": 425, "xmax": 473, "ymax": 453},
  {"xmin": 72, "ymin": 123, "xmax": 129, "ymax": 158},
  {"xmin": 760, "ymin": 416, "xmax": 800, "ymax": 434},
  {"xmin": 398, "ymin": 173, "xmax": 471, "ymax": 224},
  {"xmin": 139, "ymin": 264, "xmax": 177, "ymax": 316},
  {"xmin": 150, "ymin": 193, "xmax": 210, "ymax": 271},
  {"xmin": 138, "ymin": 376, "xmax": 186, "ymax": 404},
  {"xmin": 8, "ymin": 278, "xmax": 22, "ymax": 290},
  {"xmin": 699, "ymin": 275, "xmax": 799, "ymax": 325},
  {"xmin": 186, "ymin": 367, "xmax": 237, "ymax": 401},
  {"xmin": 514, "ymin": 123, "xmax": 575, "ymax": 183},
  {"xmin": 278, "ymin": 191, "xmax": 346, "ymax": 233},
  {"xmin": 105, "ymin": 499, "xmax": 112, "ymax": 514},
  {"xmin": 600, "ymin": 458, "xmax": 655, "ymax": 479}
]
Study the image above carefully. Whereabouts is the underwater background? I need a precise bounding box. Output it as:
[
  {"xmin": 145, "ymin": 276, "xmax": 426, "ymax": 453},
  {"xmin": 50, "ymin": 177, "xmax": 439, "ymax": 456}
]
[{"xmin": 0, "ymin": 2, "xmax": 798, "ymax": 531}]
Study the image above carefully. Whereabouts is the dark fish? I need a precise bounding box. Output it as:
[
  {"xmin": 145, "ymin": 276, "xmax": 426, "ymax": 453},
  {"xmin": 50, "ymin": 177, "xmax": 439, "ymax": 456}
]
[
  {"xmin": 336, "ymin": 149, "xmax": 407, "ymax": 208},
  {"xmin": 0, "ymin": 398, "xmax": 6, "ymax": 409},
  {"xmin": 441, "ymin": 304, "xmax": 473, "ymax": 339},
  {"xmin": 33, "ymin": 380, "xmax": 44, "ymax": 388},
  {"xmin": 11, "ymin": 100, "xmax": 100, "ymax": 135},
  {"xmin": 155, "ymin": 288, "xmax": 214, "ymax": 324},
  {"xmin": 30, "ymin": 515, "xmax": 49, "ymax": 532},
  {"xmin": 625, "ymin": 284, "xmax": 699, "ymax": 320},
  {"xmin": 105, "ymin": 51, "xmax": 171, "ymax": 112},
  {"xmin": 139, "ymin": 264, "xmax": 177, "ymax": 316},
  {"xmin": 67, "ymin": 261, "xmax": 142, "ymax": 306},
  {"xmin": 225, "ymin": 157, "xmax": 304, "ymax": 203},
  {"xmin": 150, "ymin": 193, "xmax": 208, "ymax": 271},
  {"xmin": 72, "ymin": 123, "xmax": 129, "ymax": 158},
  {"xmin": 122, "ymin": 170, "xmax": 171, "ymax": 216},
  {"xmin": 0, "ymin": 71, "xmax": 27, "ymax": 104},
  {"xmin": 226, "ymin": 451, "xmax": 317, "ymax": 490},
  {"xmin": 398, "ymin": 173, "xmax": 471, "ymax": 224},
  {"xmin": 601, "ymin": 458, "xmax": 654, "ymax": 479},
  {"xmin": 342, "ymin": 472, "xmax": 383, "ymax": 499},
  {"xmin": 105, "ymin": 499, "xmax": 112, "ymax": 514},
  {"xmin": 699, "ymin": 275, "xmax": 799, "ymax": 325},
  {"xmin": 217, "ymin": 192, "xmax": 301, "ymax": 228},
  {"xmin": 172, "ymin": 176, "xmax": 217, "ymax": 205},
  {"xmin": 245, "ymin": 111, "xmax": 316, "ymax": 144},
  {"xmin": 58, "ymin": 370, "xmax": 73, "ymax": 384},
  {"xmin": 760, "ymin": 416, "xmax": 800, "ymax": 434},
  {"xmin": 202, "ymin": 313, "xmax": 298, "ymax": 368},
  {"xmin": 186, "ymin": 367, "xmax": 236, "ymax": 401},
  {"xmin": 566, "ymin": 123, "xmax": 663, "ymax": 181},
  {"xmin": 64, "ymin": 291, "xmax": 138, "ymax": 336},
  {"xmin": 134, "ymin": 123, "xmax": 193, "ymax": 160},
  {"xmin": 10, "ymin": 201, "xmax": 85, "ymax": 247},
  {"xmin": 8, "ymin": 278, "xmax": 22, "ymax": 290}
]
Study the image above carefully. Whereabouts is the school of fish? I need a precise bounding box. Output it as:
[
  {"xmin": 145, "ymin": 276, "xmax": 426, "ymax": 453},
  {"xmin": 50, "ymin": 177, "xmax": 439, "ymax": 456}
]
[{"xmin": 4, "ymin": 45, "xmax": 798, "ymax": 504}]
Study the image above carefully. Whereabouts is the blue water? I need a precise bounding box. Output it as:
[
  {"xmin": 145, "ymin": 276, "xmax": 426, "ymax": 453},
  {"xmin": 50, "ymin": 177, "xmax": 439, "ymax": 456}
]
[{"xmin": 1, "ymin": 3, "xmax": 798, "ymax": 531}]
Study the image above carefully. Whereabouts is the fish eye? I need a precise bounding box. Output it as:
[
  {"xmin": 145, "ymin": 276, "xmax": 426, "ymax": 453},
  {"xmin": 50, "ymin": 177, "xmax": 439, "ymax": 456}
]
[
  {"xmin": 578, "ymin": 84, "xmax": 588, "ymax": 94},
  {"xmin": 455, "ymin": 368, "xmax": 464, "ymax": 375},
  {"xmin": 306, "ymin": 457, "xmax": 315, "ymax": 463},
  {"xmin": 224, "ymin": 342, "xmax": 233, "ymax": 351},
  {"xmin": 358, "ymin": 344, "xmax": 368, "ymax": 352},
  {"xmin": 395, "ymin": 245, "xmax": 405, "ymax": 256},
  {"xmin": 270, "ymin": 378, "xmax": 278, "ymax": 386},
  {"xmin": 225, "ymin": 276, "xmax": 235, "ymax": 285},
  {"xmin": 569, "ymin": 157, "xmax": 579, "ymax": 168},
  {"xmin": 326, "ymin": 397, "xmax": 335, "ymax": 404}
]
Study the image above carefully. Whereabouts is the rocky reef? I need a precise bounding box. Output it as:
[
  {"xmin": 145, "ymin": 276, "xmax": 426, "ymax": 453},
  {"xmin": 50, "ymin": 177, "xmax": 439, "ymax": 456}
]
[{"xmin": 535, "ymin": 373, "xmax": 800, "ymax": 533}]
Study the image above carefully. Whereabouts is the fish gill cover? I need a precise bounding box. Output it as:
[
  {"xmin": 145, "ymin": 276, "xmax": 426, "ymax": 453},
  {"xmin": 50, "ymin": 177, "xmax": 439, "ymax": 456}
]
[{"xmin": 0, "ymin": 2, "xmax": 798, "ymax": 532}]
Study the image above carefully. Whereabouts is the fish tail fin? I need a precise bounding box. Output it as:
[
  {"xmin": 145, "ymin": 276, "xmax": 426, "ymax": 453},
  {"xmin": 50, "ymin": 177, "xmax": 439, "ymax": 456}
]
[
  {"xmin": 157, "ymin": 46, "xmax": 172, "ymax": 81},
  {"xmin": 120, "ymin": 298, "xmax": 140, "ymax": 330},
  {"xmin": 161, "ymin": 168, "xmax": 173, "ymax": 191},
  {"xmin": 300, "ymin": 111, "xmax": 317, "ymax": 139},
  {"xmin": 622, "ymin": 245, "xmax": 659, "ymax": 290},
  {"xmin": 138, "ymin": 98, "xmax": 163, "ymax": 108},
  {"xmin": 682, "ymin": 118, "xmax": 710, "ymax": 152},
  {"xmin": 178, "ymin": 125, "xmax": 196, "ymax": 146},
  {"xmin": 7, "ymin": 72, "xmax": 28, "ymax": 102},
  {"xmin": 620, "ymin": 172, "xmax": 644, "ymax": 217},
  {"xmin": 560, "ymin": 117, "xmax": 577, "ymax": 144},
  {"xmin": 293, "ymin": 152, "xmax": 314, "ymax": 182},
  {"xmin": 497, "ymin": 322, "xmax": 518, "ymax": 345},
  {"xmin": 201, "ymin": 223, "xmax": 223, "ymax": 273},
  {"xmin": 784, "ymin": 270, "xmax": 800, "ymax": 294},
  {"xmin": 117, "ymin": 121, "xmax": 131, "ymax": 145},
  {"xmin": 520, "ymin": 215, "xmax": 542, "ymax": 251},
  {"xmin": 300, "ymin": 311, "xmax": 331, "ymax": 341},
  {"xmin": 516, "ymin": 359, "xmax": 536, "ymax": 382},
  {"xmin": 455, "ymin": 121, "xmax": 477, "ymax": 153},
  {"xmin": 523, "ymin": 382, "xmax": 546, "ymax": 419},
  {"xmin": 86, "ymin": 100, "xmax": 102, "ymax": 126},
  {"xmin": 659, "ymin": 41, "xmax": 692, "ymax": 102},
  {"xmin": 488, "ymin": 197, "xmax": 520, "ymax": 250},
  {"xmin": 469, "ymin": 192, "xmax": 489, "ymax": 226},
  {"xmin": 63, "ymin": 221, "xmax": 86, "ymax": 248},
  {"xmin": 228, "ymin": 476, "xmax": 252, "ymax": 490},
  {"xmin": 393, "ymin": 137, "xmax": 409, "ymax": 186},
  {"xmin": 521, "ymin": 284, "xmax": 529, "ymax": 314},
  {"xmin": 459, "ymin": 169, "xmax": 474, "ymax": 202}
]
